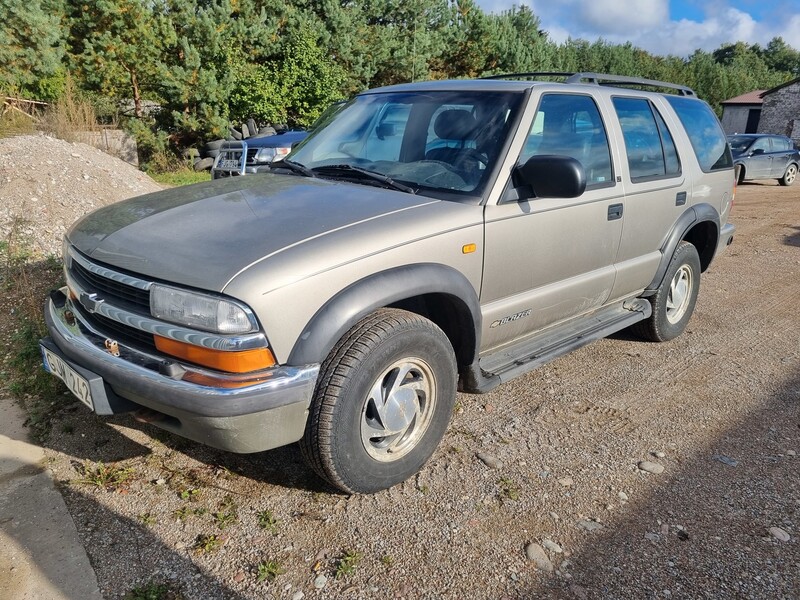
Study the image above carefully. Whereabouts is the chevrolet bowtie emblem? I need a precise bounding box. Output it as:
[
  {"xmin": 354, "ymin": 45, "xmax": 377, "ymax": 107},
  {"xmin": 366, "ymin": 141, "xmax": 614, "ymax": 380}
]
[{"xmin": 79, "ymin": 292, "xmax": 104, "ymax": 313}]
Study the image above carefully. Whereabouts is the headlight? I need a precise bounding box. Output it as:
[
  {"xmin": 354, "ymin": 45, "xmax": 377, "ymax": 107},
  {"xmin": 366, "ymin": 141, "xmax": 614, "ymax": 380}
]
[
  {"xmin": 150, "ymin": 285, "xmax": 256, "ymax": 334},
  {"xmin": 253, "ymin": 147, "xmax": 291, "ymax": 164}
]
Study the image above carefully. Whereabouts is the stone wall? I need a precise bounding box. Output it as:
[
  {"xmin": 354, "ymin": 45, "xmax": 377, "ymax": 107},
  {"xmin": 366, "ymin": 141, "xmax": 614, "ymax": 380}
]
[
  {"xmin": 758, "ymin": 81, "xmax": 800, "ymax": 144},
  {"xmin": 75, "ymin": 129, "xmax": 139, "ymax": 166}
]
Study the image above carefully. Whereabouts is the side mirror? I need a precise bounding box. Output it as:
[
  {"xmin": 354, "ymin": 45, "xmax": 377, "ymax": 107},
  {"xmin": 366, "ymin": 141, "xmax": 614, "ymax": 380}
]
[
  {"xmin": 750, "ymin": 148, "xmax": 765, "ymax": 156},
  {"xmin": 376, "ymin": 123, "xmax": 396, "ymax": 139},
  {"xmin": 513, "ymin": 155, "xmax": 587, "ymax": 199}
]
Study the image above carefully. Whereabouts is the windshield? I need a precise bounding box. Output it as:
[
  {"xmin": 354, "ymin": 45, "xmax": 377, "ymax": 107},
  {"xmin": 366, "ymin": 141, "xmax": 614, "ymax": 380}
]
[
  {"xmin": 728, "ymin": 135, "xmax": 755, "ymax": 152},
  {"xmin": 289, "ymin": 90, "xmax": 524, "ymax": 197}
]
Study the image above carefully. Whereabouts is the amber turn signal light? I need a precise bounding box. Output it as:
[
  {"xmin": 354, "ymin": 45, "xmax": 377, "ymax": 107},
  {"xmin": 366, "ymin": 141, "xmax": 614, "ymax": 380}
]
[{"xmin": 154, "ymin": 336, "xmax": 276, "ymax": 373}]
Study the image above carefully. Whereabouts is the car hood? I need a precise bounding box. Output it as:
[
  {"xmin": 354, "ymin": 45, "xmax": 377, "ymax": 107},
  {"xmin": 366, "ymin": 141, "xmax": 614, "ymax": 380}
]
[
  {"xmin": 67, "ymin": 174, "xmax": 443, "ymax": 292},
  {"xmin": 244, "ymin": 131, "xmax": 307, "ymax": 149}
]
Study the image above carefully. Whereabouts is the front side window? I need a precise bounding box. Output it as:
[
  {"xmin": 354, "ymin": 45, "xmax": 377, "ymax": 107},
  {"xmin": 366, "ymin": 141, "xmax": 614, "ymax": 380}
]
[
  {"xmin": 666, "ymin": 96, "xmax": 732, "ymax": 171},
  {"xmin": 521, "ymin": 94, "xmax": 613, "ymax": 187},
  {"xmin": 290, "ymin": 91, "xmax": 524, "ymax": 197},
  {"xmin": 613, "ymin": 97, "xmax": 681, "ymax": 181}
]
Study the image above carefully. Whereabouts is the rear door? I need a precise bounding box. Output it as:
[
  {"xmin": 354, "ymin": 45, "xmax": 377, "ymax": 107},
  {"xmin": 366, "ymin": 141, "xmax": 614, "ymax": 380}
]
[{"xmin": 605, "ymin": 95, "xmax": 688, "ymax": 301}]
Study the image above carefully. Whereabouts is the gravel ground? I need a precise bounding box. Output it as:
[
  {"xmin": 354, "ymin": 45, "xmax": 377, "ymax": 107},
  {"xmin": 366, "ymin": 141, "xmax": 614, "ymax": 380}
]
[
  {"xmin": 2, "ymin": 167, "xmax": 798, "ymax": 599},
  {"xmin": 0, "ymin": 134, "xmax": 162, "ymax": 258}
]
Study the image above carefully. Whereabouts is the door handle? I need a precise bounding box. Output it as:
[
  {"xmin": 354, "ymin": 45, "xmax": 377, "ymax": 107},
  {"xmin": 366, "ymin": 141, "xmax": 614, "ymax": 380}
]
[
  {"xmin": 676, "ymin": 191, "xmax": 687, "ymax": 206},
  {"xmin": 607, "ymin": 203, "xmax": 623, "ymax": 221}
]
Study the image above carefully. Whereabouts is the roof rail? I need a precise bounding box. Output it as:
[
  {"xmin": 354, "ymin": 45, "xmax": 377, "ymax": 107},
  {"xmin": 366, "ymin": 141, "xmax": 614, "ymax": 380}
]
[{"xmin": 481, "ymin": 71, "xmax": 696, "ymax": 97}]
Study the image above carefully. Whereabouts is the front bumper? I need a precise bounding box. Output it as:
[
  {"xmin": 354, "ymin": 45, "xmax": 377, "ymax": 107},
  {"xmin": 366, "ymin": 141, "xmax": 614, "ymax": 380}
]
[{"xmin": 42, "ymin": 288, "xmax": 319, "ymax": 453}]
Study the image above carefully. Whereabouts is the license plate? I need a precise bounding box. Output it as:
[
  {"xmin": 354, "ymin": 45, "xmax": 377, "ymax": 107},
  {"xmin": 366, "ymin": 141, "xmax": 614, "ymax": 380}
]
[
  {"xmin": 41, "ymin": 346, "xmax": 94, "ymax": 410},
  {"xmin": 217, "ymin": 158, "xmax": 242, "ymax": 170}
]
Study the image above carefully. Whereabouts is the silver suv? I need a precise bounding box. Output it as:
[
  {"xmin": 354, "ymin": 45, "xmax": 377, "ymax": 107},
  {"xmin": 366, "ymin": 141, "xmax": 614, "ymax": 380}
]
[{"xmin": 41, "ymin": 73, "xmax": 735, "ymax": 493}]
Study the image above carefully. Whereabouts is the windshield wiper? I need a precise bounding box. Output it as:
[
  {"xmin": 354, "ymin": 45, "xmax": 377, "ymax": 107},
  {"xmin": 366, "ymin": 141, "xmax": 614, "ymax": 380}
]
[
  {"xmin": 270, "ymin": 159, "xmax": 316, "ymax": 178},
  {"xmin": 312, "ymin": 164, "xmax": 416, "ymax": 194}
]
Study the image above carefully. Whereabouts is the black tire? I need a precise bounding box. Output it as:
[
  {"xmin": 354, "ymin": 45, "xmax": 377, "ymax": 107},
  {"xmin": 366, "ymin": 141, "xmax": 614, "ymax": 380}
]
[
  {"xmin": 201, "ymin": 139, "xmax": 225, "ymax": 157},
  {"xmin": 779, "ymin": 163, "xmax": 797, "ymax": 186},
  {"xmin": 633, "ymin": 241, "xmax": 701, "ymax": 342},
  {"xmin": 247, "ymin": 118, "xmax": 258, "ymax": 137},
  {"xmin": 229, "ymin": 126, "xmax": 243, "ymax": 141},
  {"xmin": 193, "ymin": 157, "xmax": 214, "ymax": 171},
  {"xmin": 300, "ymin": 308, "xmax": 457, "ymax": 494}
]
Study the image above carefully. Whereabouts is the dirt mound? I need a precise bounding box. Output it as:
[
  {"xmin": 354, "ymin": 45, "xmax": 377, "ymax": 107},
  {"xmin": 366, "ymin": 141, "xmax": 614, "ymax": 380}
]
[{"xmin": 0, "ymin": 134, "xmax": 162, "ymax": 258}]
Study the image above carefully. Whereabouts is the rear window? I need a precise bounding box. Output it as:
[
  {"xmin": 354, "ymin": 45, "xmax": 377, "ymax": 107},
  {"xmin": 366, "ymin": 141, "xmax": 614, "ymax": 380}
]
[{"xmin": 666, "ymin": 96, "xmax": 732, "ymax": 172}]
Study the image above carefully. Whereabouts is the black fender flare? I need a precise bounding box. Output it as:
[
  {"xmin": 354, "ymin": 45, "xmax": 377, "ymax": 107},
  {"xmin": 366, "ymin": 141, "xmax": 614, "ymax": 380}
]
[
  {"xmin": 643, "ymin": 203, "xmax": 720, "ymax": 295},
  {"xmin": 287, "ymin": 263, "xmax": 482, "ymax": 366}
]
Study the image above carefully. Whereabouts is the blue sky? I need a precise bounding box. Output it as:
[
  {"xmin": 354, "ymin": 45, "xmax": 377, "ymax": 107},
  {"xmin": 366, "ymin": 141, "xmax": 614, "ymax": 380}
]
[{"xmin": 476, "ymin": 0, "xmax": 800, "ymax": 57}]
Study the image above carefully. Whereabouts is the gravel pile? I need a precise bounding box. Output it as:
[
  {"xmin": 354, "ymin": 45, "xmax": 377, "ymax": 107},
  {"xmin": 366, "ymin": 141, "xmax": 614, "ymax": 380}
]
[{"xmin": 0, "ymin": 134, "xmax": 161, "ymax": 258}]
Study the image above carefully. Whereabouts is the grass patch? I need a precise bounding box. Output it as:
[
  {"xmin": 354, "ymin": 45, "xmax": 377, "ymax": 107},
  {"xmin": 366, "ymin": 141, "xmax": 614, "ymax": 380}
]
[
  {"xmin": 124, "ymin": 580, "xmax": 183, "ymax": 600},
  {"xmin": 172, "ymin": 506, "xmax": 206, "ymax": 522},
  {"xmin": 149, "ymin": 169, "xmax": 211, "ymax": 187},
  {"xmin": 74, "ymin": 461, "xmax": 136, "ymax": 491}
]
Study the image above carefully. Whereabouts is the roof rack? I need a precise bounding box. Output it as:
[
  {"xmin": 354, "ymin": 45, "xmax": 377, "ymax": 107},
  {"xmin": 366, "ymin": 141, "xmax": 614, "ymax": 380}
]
[{"xmin": 481, "ymin": 72, "xmax": 696, "ymax": 97}]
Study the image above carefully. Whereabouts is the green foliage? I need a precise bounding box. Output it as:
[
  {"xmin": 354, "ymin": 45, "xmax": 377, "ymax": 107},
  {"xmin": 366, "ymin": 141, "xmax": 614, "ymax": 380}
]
[
  {"xmin": 256, "ymin": 509, "xmax": 279, "ymax": 533},
  {"xmin": 149, "ymin": 170, "xmax": 211, "ymax": 187},
  {"xmin": 334, "ymin": 549, "xmax": 362, "ymax": 579},
  {"xmin": 0, "ymin": 0, "xmax": 66, "ymax": 98},
  {"xmin": 193, "ymin": 533, "xmax": 223, "ymax": 554},
  {"xmin": 256, "ymin": 560, "xmax": 283, "ymax": 582}
]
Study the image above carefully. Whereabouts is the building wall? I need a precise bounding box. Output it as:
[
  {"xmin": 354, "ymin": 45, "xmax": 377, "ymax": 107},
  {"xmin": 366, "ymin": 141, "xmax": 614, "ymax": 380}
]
[
  {"xmin": 758, "ymin": 81, "xmax": 800, "ymax": 144},
  {"xmin": 721, "ymin": 105, "xmax": 759, "ymax": 134}
]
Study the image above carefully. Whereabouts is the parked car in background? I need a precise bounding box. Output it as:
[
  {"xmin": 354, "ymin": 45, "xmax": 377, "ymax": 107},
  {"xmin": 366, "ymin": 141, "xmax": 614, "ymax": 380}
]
[
  {"xmin": 212, "ymin": 102, "xmax": 346, "ymax": 179},
  {"xmin": 728, "ymin": 133, "xmax": 799, "ymax": 186}
]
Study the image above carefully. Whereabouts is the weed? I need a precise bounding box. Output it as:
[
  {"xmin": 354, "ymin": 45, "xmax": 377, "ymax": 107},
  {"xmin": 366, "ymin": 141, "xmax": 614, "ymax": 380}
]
[
  {"xmin": 213, "ymin": 510, "xmax": 237, "ymax": 530},
  {"xmin": 178, "ymin": 488, "xmax": 201, "ymax": 502},
  {"xmin": 497, "ymin": 477, "xmax": 520, "ymax": 501},
  {"xmin": 256, "ymin": 560, "xmax": 283, "ymax": 583},
  {"xmin": 124, "ymin": 580, "xmax": 183, "ymax": 600},
  {"xmin": 256, "ymin": 509, "xmax": 278, "ymax": 533},
  {"xmin": 193, "ymin": 533, "xmax": 223, "ymax": 554},
  {"xmin": 138, "ymin": 513, "xmax": 157, "ymax": 526},
  {"xmin": 74, "ymin": 462, "xmax": 136, "ymax": 491},
  {"xmin": 380, "ymin": 554, "xmax": 393, "ymax": 566},
  {"xmin": 38, "ymin": 77, "xmax": 100, "ymax": 144},
  {"xmin": 172, "ymin": 506, "xmax": 206, "ymax": 522},
  {"xmin": 334, "ymin": 549, "xmax": 362, "ymax": 579}
]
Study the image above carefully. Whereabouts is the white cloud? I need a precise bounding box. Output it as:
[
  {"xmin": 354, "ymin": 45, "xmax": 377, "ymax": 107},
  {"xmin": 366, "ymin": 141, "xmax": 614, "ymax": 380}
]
[{"xmin": 480, "ymin": 1, "xmax": 800, "ymax": 57}]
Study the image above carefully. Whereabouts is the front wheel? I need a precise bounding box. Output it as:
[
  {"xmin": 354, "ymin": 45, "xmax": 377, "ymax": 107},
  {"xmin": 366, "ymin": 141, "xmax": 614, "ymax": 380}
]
[
  {"xmin": 300, "ymin": 309, "xmax": 457, "ymax": 494},
  {"xmin": 633, "ymin": 241, "xmax": 701, "ymax": 342},
  {"xmin": 779, "ymin": 163, "xmax": 797, "ymax": 186}
]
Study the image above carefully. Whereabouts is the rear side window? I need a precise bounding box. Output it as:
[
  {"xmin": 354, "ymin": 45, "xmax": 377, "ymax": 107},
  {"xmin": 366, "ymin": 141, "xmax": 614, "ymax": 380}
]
[
  {"xmin": 522, "ymin": 94, "xmax": 613, "ymax": 187},
  {"xmin": 666, "ymin": 96, "xmax": 732, "ymax": 171},
  {"xmin": 613, "ymin": 97, "xmax": 681, "ymax": 181}
]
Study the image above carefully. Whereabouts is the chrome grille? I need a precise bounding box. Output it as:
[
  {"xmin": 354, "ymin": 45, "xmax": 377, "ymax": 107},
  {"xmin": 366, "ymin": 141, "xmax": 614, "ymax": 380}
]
[{"xmin": 69, "ymin": 253, "xmax": 150, "ymax": 313}]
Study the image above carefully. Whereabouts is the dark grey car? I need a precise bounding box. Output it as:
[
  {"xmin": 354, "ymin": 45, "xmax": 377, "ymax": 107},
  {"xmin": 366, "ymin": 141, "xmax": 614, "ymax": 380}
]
[{"xmin": 729, "ymin": 133, "xmax": 799, "ymax": 186}]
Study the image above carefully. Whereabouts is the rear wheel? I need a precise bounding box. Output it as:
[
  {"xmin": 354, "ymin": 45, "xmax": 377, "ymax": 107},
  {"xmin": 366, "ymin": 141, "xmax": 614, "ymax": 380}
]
[
  {"xmin": 779, "ymin": 163, "xmax": 797, "ymax": 186},
  {"xmin": 300, "ymin": 309, "xmax": 457, "ymax": 494},
  {"xmin": 633, "ymin": 241, "xmax": 701, "ymax": 342}
]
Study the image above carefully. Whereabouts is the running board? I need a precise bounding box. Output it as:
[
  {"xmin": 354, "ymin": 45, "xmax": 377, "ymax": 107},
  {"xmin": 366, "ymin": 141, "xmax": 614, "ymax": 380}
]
[{"xmin": 480, "ymin": 298, "xmax": 651, "ymax": 384}]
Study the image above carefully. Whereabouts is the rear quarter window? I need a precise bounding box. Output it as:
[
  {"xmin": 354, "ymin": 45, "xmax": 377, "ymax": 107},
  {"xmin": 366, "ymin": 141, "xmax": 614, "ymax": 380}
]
[{"xmin": 666, "ymin": 97, "xmax": 732, "ymax": 172}]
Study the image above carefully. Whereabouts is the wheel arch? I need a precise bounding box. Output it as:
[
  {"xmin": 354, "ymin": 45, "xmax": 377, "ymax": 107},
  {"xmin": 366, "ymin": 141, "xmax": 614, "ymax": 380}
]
[
  {"xmin": 287, "ymin": 263, "xmax": 481, "ymax": 369},
  {"xmin": 643, "ymin": 203, "xmax": 719, "ymax": 295}
]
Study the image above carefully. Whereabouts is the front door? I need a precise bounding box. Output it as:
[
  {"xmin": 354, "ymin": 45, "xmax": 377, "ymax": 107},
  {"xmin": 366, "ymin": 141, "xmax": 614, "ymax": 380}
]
[{"xmin": 480, "ymin": 93, "xmax": 623, "ymax": 353}]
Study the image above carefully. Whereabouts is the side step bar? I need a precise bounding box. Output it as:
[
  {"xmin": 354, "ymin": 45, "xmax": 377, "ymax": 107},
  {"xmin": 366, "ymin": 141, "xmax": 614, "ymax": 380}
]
[{"xmin": 479, "ymin": 298, "xmax": 651, "ymax": 384}]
